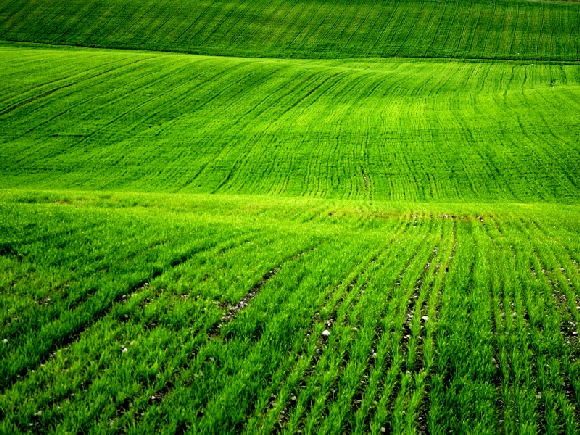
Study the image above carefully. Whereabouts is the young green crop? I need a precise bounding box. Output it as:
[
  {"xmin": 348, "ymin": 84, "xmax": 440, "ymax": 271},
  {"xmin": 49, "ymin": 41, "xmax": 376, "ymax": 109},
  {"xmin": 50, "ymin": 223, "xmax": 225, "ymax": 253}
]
[
  {"xmin": 1, "ymin": 0, "xmax": 580, "ymax": 431},
  {"xmin": 0, "ymin": 0, "xmax": 579, "ymax": 62},
  {"xmin": 1, "ymin": 191, "xmax": 579, "ymax": 433},
  {"xmin": 2, "ymin": 46, "xmax": 580, "ymax": 204}
]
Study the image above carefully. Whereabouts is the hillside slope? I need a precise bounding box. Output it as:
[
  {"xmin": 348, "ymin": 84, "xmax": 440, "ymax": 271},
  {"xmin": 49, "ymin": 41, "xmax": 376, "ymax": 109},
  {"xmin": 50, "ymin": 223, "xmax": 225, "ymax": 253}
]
[
  {"xmin": 2, "ymin": 45, "xmax": 580, "ymax": 202},
  {"xmin": 2, "ymin": 0, "xmax": 580, "ymax": 433},
  {"xmin": 1, "ymin": 190, "xmax": 580, "ymax": 433},
  {"xmin": 1, "ymin": 0, "xmax": 579, "ymax": 61}
]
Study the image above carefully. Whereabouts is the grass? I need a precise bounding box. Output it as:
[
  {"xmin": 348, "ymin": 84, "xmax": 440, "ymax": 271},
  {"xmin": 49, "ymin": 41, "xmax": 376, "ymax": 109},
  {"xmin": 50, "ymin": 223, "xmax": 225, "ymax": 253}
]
[
  {"xmin": 0, "ymin": 190, "xmax": 579, "ymax": 433},
  {"xmin": 0, "ymin": 0, "xmax": 580, "ymax": 61},
  {"xmin": 1, "ymin": 0, "xmax": 580, "ymax": 432},
  {"xmin": 1, "ymin": 45, "xmax": 580, "ymax": 203}
]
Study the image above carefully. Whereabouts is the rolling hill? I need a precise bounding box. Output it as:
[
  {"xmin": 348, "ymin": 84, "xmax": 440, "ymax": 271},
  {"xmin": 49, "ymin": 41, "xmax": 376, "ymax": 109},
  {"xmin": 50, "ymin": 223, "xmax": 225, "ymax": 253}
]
[
  {"xmin": 1, "ymin": 0, "xmax": 580, "ymax": 433},
  {"xmin": 2, "ymin": 45, "xmax": 580, "ymax": 202},
  {"xmin": 0, "ymin": 0, "xmax": 579, "ymax": 61}
]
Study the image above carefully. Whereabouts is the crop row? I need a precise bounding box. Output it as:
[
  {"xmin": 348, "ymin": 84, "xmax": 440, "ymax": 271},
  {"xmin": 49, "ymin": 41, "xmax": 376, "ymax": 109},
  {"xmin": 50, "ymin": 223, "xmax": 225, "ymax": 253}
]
[
  {"xmin": 1, "ymin": 45, "xmax": 580, "ymax": 203},
  {"xmin": 1, "ymin": 0, "xmax": 580, "ymax": 61},
  {"xmin": 1, "ymin": 191, "xmax": 579, "ymax": 433}
]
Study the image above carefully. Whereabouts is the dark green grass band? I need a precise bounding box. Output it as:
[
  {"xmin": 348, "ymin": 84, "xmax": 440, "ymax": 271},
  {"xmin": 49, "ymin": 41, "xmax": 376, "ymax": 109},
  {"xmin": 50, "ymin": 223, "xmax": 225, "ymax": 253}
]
[{"xmin": 1, "ymin": 0, "xmax": 580, "ymax": 61}]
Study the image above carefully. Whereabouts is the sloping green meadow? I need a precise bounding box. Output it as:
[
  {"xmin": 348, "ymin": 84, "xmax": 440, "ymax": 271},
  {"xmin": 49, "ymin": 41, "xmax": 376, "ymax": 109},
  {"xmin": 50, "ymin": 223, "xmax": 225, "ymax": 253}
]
[
  {"xmin": 2, "ymin": 46, "xmax": 580, "ymax": 202},
  {"xmin": 1, "ymin": 0, "xmax": 580, "ymax": 433},
  {"xmin": 0, "ymin": 0, "xmax": 580, "ymax": 61}
]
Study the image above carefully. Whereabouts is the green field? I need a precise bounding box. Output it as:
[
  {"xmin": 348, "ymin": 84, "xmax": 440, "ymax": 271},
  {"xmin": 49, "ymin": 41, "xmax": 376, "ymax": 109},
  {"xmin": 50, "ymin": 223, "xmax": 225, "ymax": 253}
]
[
  {"xmin": 1, "ymin": 0, "xmax": 580, "ymax": 433},
  {"xmin": 1, "ymin": 0, "xmax": 580, "ymax": 61},
  {"xmin": 2, "ymin": 45, "xmax": 580, "ymax": 202}
]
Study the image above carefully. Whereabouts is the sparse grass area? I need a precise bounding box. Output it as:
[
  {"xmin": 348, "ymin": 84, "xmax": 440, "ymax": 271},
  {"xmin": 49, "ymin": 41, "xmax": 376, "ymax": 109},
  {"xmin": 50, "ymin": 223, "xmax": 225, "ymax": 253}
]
[{"xmin": 1, "ymin": 190, "xmax": 579, "ymax": 433}]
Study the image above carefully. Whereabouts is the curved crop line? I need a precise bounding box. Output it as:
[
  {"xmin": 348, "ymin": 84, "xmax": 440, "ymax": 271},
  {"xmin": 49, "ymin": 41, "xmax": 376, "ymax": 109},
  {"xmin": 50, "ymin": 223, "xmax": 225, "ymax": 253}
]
[
  {"xmin": 408, "ymin": 217, "xmax": 458, "ymax": 430},
  {"xmin": 280, "ymin": 71, "xmax": 372, "ymax": 196},
  {"xmin": 514, "ymin": 219, "xmax": 580, "ymax": 432},
  {"xmin": 290, "ymin": 247, "xmax": 420, "ymax": 429},
  {"xmin": 0, "ymin": 231, "xmax": 255, "ymax": 393},
  {"xmin": 15, "ymin": 60, "xmax": 184, "ymax": 150},
  {"xmin": 138, "ymin": 240, "xmax": 327, "ymax": 433},
  {"xmin": 3, "ymin": 56, "xmax": 159, "ymax": 148},
  {"xmin": 346, "ymin": 218, "xmax": 438, "ymax": 433},
  {"xmin": 352, "ymin": 224, "xmax": 450, "ymax": 434},
  {"xmin": 239, "ymin": 220, "xmax": 412, "ymax": 433},
  {"xmin": 482, "ymin": 216, "xmax": 521, "ymax": 428},
  {"xmin": 111, "ymin": 57, "xmax": 255, "ymax": 139},
  {"xmin": 36, "ymin": 59, "xmax": 250, "ymax": 161},
  {"xmin": 173, "ymin": 65, "xmax": 292, "ymax": 192},
  {"xmin": 3, "ymin": 230, "xmax": 270, "ymax": 431},
  {"xmin": 172, "ymin": 0, "xmax": 219, "ymax": 43},
  {"xmin": 0, "ymin": 55, "xmax": 133, "ymax": 111},
  {"xmin": 209, "ymin": 243, "xmax": 321, "ymax": 337},
  {"xmin": 0, "ymin": 54, "xmax": 149, "ymax": 119},
  {"xmin": 291, "ymin": 219, "xmax": 438, "ymax": 433}
]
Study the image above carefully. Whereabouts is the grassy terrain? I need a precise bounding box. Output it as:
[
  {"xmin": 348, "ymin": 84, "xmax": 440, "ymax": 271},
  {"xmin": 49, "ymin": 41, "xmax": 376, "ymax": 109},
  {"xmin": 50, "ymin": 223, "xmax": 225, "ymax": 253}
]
[
  {"xmin": 0, "ymin": 0, "xmax": 579, "ymax": 61},
  {"xmin": 1, "ymin": 190, "xmax": 580, "ymax": 433},
  {"xmin": 2, "ymin": 45, "xmax": 580, "ymax": 203},
  {"xmin": 1, "ymin": 0, "xmax": 580, "ymax": 433}
]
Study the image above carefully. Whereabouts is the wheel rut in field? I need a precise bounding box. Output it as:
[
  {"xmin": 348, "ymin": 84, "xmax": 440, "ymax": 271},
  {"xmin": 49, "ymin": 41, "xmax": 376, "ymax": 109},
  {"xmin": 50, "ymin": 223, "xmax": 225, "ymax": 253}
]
[
  {"xmin": 284, "ymin": 219, "xmax": 435, "ymax": 433},
  {"xmin": 244, "ymin": 220, "xmax": 411, "ymax": 433},
  {"xmin": 126, "ymin": 242, "xmax": 325, "ymax": 432}
]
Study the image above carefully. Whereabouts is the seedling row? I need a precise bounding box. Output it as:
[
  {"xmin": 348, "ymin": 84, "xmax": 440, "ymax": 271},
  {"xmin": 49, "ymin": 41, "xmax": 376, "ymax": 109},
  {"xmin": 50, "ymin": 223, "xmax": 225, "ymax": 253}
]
[{"xmin": 1, "ymin": 192, "xmax": 579, "ymax": 433}]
